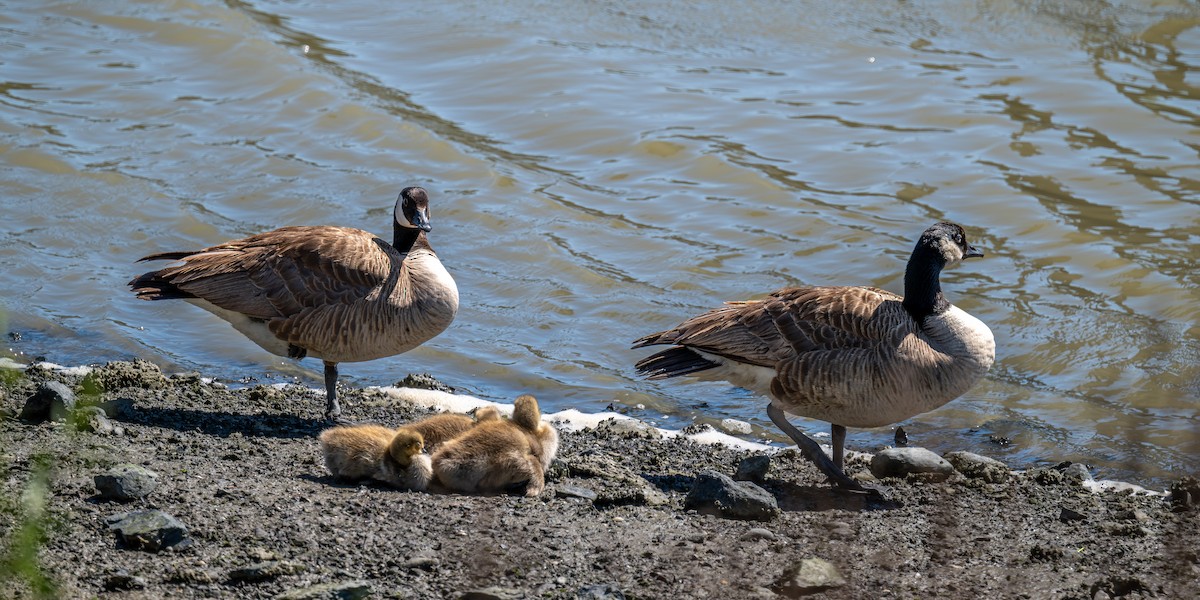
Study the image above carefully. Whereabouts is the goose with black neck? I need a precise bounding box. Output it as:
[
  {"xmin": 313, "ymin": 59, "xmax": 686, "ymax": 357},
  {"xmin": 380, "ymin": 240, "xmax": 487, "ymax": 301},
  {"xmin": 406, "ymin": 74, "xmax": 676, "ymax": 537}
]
[
  {"xmin": 129, "ymin": 187, "xmax": 459, "ymax": 422},
  {"xmin": 633, "ymin": 222, "xmax": 995, "ymax": 497}
]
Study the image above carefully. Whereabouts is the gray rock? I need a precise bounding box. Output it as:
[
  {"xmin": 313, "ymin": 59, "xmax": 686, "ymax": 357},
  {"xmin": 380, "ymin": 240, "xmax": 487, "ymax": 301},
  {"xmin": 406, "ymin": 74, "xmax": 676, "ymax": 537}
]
[
  {"xmin": 774, "ymin": 557, "xmax": 846, "ymax": 594},
  {"xmin": 595, "ymin": 417, "xmax": 662, "ymax": 440},
  {"xmin": 944, "ymin": 451, "xmax": 1010, "ymax": 483},
  {"xmin": 685, "ymin": 470, "xmax": 780, "ymax": 522},
  {"xmin": 275, "ymin": 581, "xmax": 372, "ymax": 600},
  {"xmin": 1169, "ymin": 476, "xmax": 1199, "ymax": 511},
  {"xmin": 1059, "ymin": 506, "xmax": 1088, "ymax": 523},
  {"xmin": 1060, "ymin": 462, "xmax": 1093, "ymax": 483},
  {"xmin": 460, "ymin": 587, "xmax": 523, "ymax": 600},
  {"xmin": 577, "ymin": 583, "xmax": 626, "ymax": 599},
  {"xmin": 719, "ymin": 418, "xmax": 752, "ymax": 435},
  {"xmin": 75, "ymin": 406, "xmax": 118, "ymax": 435},
  {"xmin": 228, "ymin": 560, "xmax": 306, "ymax": 583},
  {"xmin": 107, "ymin": 509, "xmax": 189, "ymax": 552},
  {"xmin": 21, "ymin": 381, "xmax": 76, "ymax": 422},
  {"xmin": 395, "ymin": 372, "xmax": 454, "ymax": 393},
  {"xmin": 88, "ymin": 359, "xmax": 167, "ymax": 392},
  {"xmin": 556, "ymin": 484, "xmax": 598, "ymax": 501},
  {"xmin": 735, "ymin": 455, "xmax": 771, "ymax": 483},
  {"xmin": 870, "ymin": 447, "xmax": 955, "ymax": 481},
  {"xmin": 95, "ymin": 464, "xmax": 159, "ymax": 502}
]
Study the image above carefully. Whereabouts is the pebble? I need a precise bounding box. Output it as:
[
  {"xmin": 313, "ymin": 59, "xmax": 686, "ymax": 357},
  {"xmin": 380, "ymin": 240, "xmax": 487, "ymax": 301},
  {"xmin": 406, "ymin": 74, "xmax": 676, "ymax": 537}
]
[
  {"xmin": 227, "ymin": 560, "xmax": 306, "ymax": 583},
  {"xmin": 75, "ymin": 406, "xmax": 119, "ymax": 435},
  {"xmin": 103, "ymin": 569, "xmax": 147, "ymax": 591},
  {"xmin": 595, "ymin": 417, "xmax": 662, "ymax": 440},
  {"xmin": 401, "ymin": 555, "xmax": 439, "ymax": 570},
  {"xmin": 460, "ymin": 586, "xmax": 523, "ymax": 600},
  {"xmin": 684, "ymin": 470, "xmax": 780, "ymax": 522},
  {"xmin": 1169, "ymin": 476, "xmax": 1199, "ymax": 511},
  {"xmin": 944, "ymin": 451, "xmax": 1010, "ymax": 483},
  {"xmin": 774, "ymin": 557, "xmax": 846, "ymax": 594},
  {"xmin": 869, "ymin": 447, "xmax": 955, "ymax": 481},
  {"xmin": 20, "ymin": 381, "xmax": 76, "ymax": 422},
  {"xmin": 1060, "ymin": 462, "xmax": 1094, "ymax": 483},
  {"xmin": 275, "ymin": 581, "xmax": 372, "ymax": 600},
  {"xmin": 95, "ymin": 464, "xmax": 159, "ymax": 502},
  {"xmin": 577, "ymin": 583, "xmax": 626, "ymax": 599},
  {"xmin": 740, "ymin": 527, "xmax": 777, "ymax": 542},
  {"xmin": 106, "ymin": 509, "xmax": 190, "ymax": 552},
  {"xmin": 556, "ymin": 484, "xmax": 599, "ymax": 501},
  {"xmin": 719, "ymin": 418, "xmax": 753, "ymax": 435},
  {"xmin": 734, "ymin": 455, "xmax": 771, "ymax": 483},
  {"xmin": 1059, "ymin": 506, "xmax": 1089, "ymax": 523}
]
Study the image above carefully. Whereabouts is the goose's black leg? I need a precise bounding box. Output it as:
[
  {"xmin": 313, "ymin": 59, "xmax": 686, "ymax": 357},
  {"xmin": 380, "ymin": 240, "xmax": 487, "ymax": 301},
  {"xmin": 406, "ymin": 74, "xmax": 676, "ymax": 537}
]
[
  {"xmin": 832, "ymin": 423, "xmax": 847, "ymax": 470},
  {"xmin": 767, "ymin": 404, "xmax": 889, "ymax": 499},
  {"xmin": 323, "ymin": 361, "xmax": 342, "ymax": 422}
]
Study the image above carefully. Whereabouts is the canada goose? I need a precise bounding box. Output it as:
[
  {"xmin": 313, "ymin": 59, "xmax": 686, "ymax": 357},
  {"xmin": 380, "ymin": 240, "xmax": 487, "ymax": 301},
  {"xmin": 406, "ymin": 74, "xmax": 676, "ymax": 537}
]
[
  {"xmin": 633, "ymin": 222, "xmax": 995, "ymax": 495},
  {"xmin": 128, "ymin": 187, "xmax": 459, "ymax": 421},
  {"xmin": 431, "ymin": 395, "xmax": 559, "ymax": 496},
  {"xmin": 318, "ymin": 424, "xmax": 399, "ymax": 482}
]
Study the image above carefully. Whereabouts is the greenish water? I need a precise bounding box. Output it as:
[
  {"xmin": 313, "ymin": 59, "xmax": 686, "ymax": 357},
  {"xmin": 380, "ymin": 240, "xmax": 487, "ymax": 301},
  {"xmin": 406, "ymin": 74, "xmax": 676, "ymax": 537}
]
[{"xmin": 2, "ymin": 0, "xmax": 1198, "ymax": 487}]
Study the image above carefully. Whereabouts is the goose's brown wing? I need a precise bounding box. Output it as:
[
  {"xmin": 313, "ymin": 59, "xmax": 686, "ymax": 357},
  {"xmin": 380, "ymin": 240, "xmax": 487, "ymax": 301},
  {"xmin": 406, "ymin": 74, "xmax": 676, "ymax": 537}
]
[
  {"xmin": 633, "ymin": 285, "xmax": 909, "ymax": 367},
  {"xmin": 129, "ymin": 226, "xmax": 396, "ymax": 319}
]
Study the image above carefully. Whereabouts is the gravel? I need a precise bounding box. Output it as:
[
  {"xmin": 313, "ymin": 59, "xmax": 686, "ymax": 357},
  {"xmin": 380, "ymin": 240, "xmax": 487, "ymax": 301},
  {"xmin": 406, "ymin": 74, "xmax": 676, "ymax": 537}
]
[{"xmin": 1, "ymin": 360, "xmax": 1198, "ymax": 599}]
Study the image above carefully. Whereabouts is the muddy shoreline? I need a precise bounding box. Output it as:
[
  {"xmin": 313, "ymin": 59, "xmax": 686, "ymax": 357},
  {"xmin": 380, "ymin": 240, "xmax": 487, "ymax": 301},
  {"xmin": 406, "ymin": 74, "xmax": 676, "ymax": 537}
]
[{"xmin": 1, "ymin": 360, "xmax": 1197, "ymax": 599}]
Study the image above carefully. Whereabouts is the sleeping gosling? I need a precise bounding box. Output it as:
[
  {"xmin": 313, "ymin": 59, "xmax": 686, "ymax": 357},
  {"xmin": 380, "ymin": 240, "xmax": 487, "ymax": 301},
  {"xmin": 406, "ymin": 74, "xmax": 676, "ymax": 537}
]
[
  {"xmin": 376, "ymin": 429, "xmax": 434, "ymax": 491},
  {"xmin": 318, "ymin": 424, "xmax": 397, "ymax": 482},
  {"xmin": 431, "ymin": 395, "xmax": 559, "ymax": 496},
  {"xmin": 395, "ymin": 407, "xmax": 501, "ymax": 453}
]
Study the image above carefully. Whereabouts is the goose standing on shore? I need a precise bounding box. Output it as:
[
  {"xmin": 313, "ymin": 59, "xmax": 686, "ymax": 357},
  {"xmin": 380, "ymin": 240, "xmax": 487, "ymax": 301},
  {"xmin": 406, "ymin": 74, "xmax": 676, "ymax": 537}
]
[
  {"xmin": 633, "ymin": 222, "xmax": 994, "ymax": 496},
  {"xmin": 128, "ymin": 187, "xmax": 459, "ymax": 421}
]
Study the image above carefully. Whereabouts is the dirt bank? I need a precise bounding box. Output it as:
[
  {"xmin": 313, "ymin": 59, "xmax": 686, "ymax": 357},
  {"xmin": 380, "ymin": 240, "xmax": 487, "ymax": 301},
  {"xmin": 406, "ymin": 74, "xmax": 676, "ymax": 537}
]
[{"xmin": 1, "ymin": 360, "xmax": 1197, "ymax": 599}]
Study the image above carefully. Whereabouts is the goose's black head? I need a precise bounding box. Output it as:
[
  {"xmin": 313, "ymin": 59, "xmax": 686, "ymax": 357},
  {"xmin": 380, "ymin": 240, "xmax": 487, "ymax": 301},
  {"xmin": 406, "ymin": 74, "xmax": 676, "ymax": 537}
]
[
  {"xmin": 903, "ymin": 222, "xmax": 982, "ymax": 319},
  {"xmin": 395, "ymin": 187, "xmax": 432, "ymax": 232},
  {"xmin": 916, "ymin": 222, "xmax": 982, "ymax": 269}
]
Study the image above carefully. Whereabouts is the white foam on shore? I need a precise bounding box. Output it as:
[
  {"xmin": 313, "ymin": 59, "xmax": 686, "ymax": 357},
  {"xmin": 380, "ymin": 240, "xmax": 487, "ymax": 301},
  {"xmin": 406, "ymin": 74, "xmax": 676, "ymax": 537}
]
[
  {"xmin": 1084, "ymin": 478, "xmax": 1168, "ymax": 497},
  {"xmin": 374, "ymin": 386, "xmax": 783, "ymax": 453}
]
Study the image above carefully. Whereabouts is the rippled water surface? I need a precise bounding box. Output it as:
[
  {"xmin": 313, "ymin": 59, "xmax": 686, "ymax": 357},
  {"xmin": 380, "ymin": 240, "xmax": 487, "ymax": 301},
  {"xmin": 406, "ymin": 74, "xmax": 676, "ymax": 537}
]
[{"xmin": 3, "ymin": 0, "xmax": 1198, "ymax": 487}]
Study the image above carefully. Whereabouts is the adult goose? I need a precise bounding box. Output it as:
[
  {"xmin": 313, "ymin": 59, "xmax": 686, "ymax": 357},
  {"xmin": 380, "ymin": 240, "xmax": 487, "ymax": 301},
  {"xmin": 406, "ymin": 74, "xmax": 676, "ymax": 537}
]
[
  {"xmin": 633, "ymin": 222, "xmax": 994, "ymax": 495},
  {"xmin": 129, "ymin": 187, "xmax": 459, "ymax": 421}
]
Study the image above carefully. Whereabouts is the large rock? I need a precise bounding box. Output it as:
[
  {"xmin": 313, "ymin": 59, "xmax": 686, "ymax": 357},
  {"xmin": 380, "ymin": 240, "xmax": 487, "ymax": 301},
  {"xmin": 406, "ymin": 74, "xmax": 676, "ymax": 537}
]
[
  {"xmin": 944, "ymin": 451, "xmax": 1010, "ymax": 483},
  {"xmin": 870, "ymin": 447, "xmax": 955, "ymax": 481},
  {"xmin": 107, "ymin": 510, "xmax": 190, "ymax": 552},
  {"xmin": 20, "ymin": 381, "xmax": 76, "ymax": 422},
  {"xmin": 685, "ymin": 470, "xmax": 780, "ymax": 522},
  {"xmin": 95, "ymin": 464, "xmax": 159, "ymax": 501}
]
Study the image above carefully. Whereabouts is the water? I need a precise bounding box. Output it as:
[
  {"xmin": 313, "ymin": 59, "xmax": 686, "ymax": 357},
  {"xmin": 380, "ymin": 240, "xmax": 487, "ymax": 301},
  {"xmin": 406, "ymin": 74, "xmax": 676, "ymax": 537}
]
[{"xmin": 2, "ymin": 0, "xmax": 1198, "ymax": 488}]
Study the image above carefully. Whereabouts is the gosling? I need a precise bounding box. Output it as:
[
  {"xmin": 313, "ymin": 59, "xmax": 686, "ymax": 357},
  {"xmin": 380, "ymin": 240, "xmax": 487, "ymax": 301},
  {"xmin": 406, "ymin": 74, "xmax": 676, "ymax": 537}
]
[{"xmin": 431, "ymin": 395, "xmax": 559, "ymax": 496}]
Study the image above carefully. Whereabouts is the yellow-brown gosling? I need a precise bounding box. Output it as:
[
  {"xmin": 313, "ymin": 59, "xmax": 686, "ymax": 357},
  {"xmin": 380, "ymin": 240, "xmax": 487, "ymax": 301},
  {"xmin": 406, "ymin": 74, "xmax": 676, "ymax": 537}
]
[{"xmin": 431, "ymin": 395, "xmax": 559, "ymax": 496}]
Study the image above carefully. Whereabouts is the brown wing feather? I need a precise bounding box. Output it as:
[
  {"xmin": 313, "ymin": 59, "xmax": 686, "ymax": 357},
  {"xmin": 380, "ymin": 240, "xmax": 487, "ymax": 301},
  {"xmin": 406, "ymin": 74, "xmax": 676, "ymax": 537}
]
[
  {"xmin": 634, "ymin": 286, "xmax": 909, "ymax": 367},
  {"xmin": 131, "ymin": 226, "xmax": 395, "ymax": 320}
]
